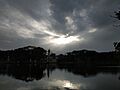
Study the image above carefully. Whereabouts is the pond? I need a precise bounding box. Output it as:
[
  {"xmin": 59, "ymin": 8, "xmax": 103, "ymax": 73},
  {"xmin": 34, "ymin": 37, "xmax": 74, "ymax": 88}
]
[{"xmin": 0, "ymin": 64, "xmax": 120, "ymax": 90}]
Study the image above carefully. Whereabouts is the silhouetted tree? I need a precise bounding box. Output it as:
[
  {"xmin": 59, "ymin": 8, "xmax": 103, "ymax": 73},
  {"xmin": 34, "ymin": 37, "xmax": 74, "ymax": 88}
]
[
  {"xmin": 113, "ymin": 11, "xmax": 120, "ymax": 52},
  {"xmin": 114, "ymin": 11, "xmax": 120, "ymax": 20},
  {"xmin": 114, "ymin": 42, "xmax": 120, "ymax": 52}
]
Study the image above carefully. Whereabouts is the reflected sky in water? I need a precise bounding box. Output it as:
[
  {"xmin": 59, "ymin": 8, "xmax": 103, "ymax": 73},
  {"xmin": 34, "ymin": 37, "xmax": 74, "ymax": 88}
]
[{"xmin": 0, "ymin": 69, "xmax": 120, "ymax": 90}]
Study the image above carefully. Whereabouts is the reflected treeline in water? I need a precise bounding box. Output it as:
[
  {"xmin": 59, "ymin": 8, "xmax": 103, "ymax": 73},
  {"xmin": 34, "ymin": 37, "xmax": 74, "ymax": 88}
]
[
  {"xmin": 0, "ymin": 63, "xmax": 120, "ymax": 82},
  {"xmin": 57, "ymin": 64, "xmax": 120, "ymax": 78},
  {"xmin": 0, "ymin": 63, "xmax": 46, "ymax": 82}
]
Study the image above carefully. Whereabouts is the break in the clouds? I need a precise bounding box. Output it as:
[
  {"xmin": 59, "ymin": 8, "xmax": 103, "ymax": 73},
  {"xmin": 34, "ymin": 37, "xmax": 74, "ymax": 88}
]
[{"xmin": 0, "ymin": 0, "xmax": 120, "ymax": 53}]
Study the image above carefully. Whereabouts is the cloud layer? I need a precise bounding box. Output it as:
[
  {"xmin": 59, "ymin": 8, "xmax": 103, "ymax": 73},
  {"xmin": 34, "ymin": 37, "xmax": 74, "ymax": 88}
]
[{"xmin": 0, "ymin": 0, "xmax": 120, "ymax": 53}]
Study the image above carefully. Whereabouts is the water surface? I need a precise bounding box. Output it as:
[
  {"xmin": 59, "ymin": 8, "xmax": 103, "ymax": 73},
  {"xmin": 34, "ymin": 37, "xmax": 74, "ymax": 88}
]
[{"xmin": 0, "ymin": 64, "xmax": 120, "ymax": 90}]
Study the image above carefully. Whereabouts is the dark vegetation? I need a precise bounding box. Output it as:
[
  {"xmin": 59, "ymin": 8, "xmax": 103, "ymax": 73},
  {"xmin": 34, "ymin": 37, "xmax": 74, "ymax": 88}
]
[
  {"xmin": 0, "ymin": 46, "xmax": 47, "ymax": 64},
  {"xmin": 0, "ymin": 45, "xmax": 120, "ymax": 66},
  {"xmin": 57, "ymin": 50, "xmax": 120, "ymax": 66}
]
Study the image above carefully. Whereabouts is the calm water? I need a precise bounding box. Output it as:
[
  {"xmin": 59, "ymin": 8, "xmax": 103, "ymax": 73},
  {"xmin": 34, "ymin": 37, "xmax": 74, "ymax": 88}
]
[{"xmin": 0, "ymin": 64, "xmax": 120, "ymax": 90}]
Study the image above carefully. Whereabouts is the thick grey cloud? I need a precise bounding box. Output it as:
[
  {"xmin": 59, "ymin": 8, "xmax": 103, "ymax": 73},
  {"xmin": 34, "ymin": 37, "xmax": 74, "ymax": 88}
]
[{"xmin": 0, "ymin": 0, "xmax": 120, "ymax": 53}]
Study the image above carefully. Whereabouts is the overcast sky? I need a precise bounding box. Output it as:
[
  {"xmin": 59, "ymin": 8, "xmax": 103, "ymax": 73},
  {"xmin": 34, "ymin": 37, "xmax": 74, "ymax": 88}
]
[{"xmin": 0, "ymin": 0, "xmax": 120, "ymax": 54}]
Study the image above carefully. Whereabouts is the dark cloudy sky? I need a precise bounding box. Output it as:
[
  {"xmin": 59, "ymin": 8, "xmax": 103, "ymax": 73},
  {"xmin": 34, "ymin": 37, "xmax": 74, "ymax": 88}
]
[{"xmin": 0, "ymin": 0, "xmax": 120, "ymax": 53}]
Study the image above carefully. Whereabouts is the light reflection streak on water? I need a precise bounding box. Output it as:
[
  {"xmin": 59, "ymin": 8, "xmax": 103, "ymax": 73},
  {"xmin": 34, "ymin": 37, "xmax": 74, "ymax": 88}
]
[{"xmin": 49, "ymin": 79, "xmax": 81, "ymax": 89}]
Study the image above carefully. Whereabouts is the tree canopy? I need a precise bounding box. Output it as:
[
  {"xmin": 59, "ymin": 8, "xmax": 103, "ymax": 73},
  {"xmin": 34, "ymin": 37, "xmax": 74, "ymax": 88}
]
[
  {"xmin": 114, "ymin": 11, "xmax": 120, "ymax": 20},
  {"xmin": 113, "ymin": 11, "xmax": 120, "ymax": 52}
]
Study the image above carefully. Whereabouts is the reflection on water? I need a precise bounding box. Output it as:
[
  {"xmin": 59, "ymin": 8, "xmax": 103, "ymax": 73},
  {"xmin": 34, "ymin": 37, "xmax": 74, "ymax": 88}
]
[{"xmin": 0, "ymin": 64, "xmax": 120, "ymax": 90}]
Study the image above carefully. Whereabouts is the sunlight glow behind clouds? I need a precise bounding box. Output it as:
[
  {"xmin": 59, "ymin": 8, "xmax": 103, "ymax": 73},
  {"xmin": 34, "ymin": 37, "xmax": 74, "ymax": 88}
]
[
  {"xmin": 49, "ymin": 35, "xmax": 81, "ymax": 45},
  {"xmin": 1, "ymin": 5, "xmax": 82, "ymax": 46}
]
